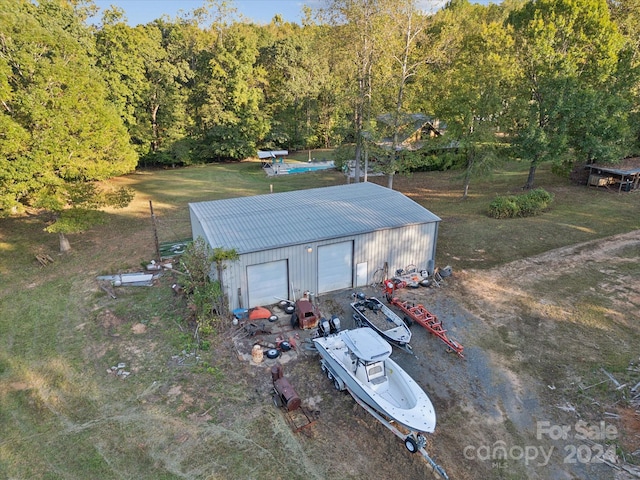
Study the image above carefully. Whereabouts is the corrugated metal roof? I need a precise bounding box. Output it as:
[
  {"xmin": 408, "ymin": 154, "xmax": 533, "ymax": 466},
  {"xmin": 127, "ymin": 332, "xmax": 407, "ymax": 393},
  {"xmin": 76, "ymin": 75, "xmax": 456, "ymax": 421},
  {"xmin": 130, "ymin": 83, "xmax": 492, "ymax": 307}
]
[{"xmin": 189, "ymin": 182, "xmax": 440, "ymax": 254}]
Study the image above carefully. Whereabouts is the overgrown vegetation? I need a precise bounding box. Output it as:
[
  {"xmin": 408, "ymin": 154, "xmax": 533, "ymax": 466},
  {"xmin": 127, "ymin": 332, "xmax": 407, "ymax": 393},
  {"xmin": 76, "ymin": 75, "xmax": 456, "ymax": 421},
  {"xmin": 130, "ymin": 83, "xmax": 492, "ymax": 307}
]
[
  {"xmin": 487, "ymin": 188, "xmax": 554, "ymax": 218},
  {"xmin": 177, "ymin": 237, "xmax": 239, "ymax": 344}
]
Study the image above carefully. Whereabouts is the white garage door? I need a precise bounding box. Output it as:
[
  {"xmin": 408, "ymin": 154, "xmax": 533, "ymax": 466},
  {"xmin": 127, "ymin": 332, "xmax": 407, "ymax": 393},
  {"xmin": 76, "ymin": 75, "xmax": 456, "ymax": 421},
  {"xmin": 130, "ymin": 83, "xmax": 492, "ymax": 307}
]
[
  {"xmin": 247, "ymin": 260, "xmax": 288, "ymax": 307},
  {"xmin": 318, "ymin": 241, "xmax": 353, "ymax": 293}
]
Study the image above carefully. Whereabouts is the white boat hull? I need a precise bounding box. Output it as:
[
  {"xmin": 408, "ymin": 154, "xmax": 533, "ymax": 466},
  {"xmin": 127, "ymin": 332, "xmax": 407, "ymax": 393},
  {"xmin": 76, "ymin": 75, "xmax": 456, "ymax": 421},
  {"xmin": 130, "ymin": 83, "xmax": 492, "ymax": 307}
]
[{"xmin": 314, "ymin": 327, "xmax": 435, "ymax": 433}]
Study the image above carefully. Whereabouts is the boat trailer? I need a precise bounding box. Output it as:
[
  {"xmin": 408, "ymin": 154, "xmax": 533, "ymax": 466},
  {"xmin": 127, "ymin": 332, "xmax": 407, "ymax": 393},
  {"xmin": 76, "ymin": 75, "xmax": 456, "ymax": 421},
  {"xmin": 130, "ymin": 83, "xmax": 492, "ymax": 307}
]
[
  {"xmin": 388, "ymin": 297, "xmax": 465, "ymax": 359},
  {"xmin": 318, "ymin": 356, "xmax": 448, "ymax": 479},
  {"xmin": 346, "ymin": 387, "xmax": 449, "ymax": 479}
]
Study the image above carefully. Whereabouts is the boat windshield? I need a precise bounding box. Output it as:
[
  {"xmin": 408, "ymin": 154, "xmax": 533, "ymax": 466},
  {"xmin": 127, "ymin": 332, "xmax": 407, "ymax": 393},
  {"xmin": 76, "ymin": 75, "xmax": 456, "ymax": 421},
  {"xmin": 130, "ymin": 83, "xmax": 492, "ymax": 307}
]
[{"xmin": 366, "ymin": 361, "xmax": 386, "ymax": 383}]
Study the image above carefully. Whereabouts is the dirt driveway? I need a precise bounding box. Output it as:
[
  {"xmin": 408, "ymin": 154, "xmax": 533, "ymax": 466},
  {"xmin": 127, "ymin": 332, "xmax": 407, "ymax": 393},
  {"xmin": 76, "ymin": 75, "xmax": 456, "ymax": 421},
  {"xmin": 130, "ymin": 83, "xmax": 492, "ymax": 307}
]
[{"xmin": 261, "ymin": 230, "xmax": 640, "ymax": 480}]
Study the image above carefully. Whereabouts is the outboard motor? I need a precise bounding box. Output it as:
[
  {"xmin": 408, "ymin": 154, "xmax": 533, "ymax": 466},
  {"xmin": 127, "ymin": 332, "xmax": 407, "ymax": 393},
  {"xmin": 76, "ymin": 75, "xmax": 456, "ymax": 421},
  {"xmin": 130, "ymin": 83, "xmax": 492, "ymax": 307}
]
[
  {"xmin": 318, "ymin": 317, "xmax": 332, "ymax": 337},
  {"xmin": 330, "ymin": 315, "xmax": 341, "ymax": 333}
]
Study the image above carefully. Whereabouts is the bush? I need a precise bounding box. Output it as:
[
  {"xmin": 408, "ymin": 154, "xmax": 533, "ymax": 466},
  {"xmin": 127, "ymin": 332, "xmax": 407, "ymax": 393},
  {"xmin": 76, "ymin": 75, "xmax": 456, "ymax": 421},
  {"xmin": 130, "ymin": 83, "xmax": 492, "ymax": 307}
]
[
  {"xmin": 488, "ymin": 188, "xmax": 554, "ymax": 219},
  {"xmin": 527, "ymin": 188, "xmax": 554, "ymax": 207},
  {"xmin": 488, "ymin": 196, "xmax": 520, "ymax": 219}
]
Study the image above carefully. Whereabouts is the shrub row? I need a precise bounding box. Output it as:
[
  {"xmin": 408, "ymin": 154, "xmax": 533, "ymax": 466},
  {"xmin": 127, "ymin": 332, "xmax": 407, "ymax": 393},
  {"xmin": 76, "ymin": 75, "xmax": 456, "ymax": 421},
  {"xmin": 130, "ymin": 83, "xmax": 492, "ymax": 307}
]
[{"xmin": 488, "ymin": 188, "xmax": 554, "ymax": 219}]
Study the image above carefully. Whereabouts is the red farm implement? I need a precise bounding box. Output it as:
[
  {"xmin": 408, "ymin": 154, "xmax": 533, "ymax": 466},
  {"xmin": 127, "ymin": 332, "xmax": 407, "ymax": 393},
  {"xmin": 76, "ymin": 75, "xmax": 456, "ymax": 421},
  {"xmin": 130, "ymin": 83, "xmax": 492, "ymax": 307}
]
[{"xmin": 388, "ymin": 297, "xmax": 465, "ymax": 359}]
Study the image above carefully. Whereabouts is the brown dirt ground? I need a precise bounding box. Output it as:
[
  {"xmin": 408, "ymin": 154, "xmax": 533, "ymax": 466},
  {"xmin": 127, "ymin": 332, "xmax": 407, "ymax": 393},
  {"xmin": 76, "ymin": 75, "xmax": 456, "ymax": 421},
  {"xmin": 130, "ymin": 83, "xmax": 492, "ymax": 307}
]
[{"xmin": 223, "ymin": 230, "xmax": 640, "ymax": 480}]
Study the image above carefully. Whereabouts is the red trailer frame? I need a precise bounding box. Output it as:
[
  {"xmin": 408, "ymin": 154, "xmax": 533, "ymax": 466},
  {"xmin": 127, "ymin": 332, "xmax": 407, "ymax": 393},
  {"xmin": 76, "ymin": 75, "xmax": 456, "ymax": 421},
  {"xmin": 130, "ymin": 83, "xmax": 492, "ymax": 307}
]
[{"xmin": 388, "ymin": 297, "xmax": 464, "ymax": 359}]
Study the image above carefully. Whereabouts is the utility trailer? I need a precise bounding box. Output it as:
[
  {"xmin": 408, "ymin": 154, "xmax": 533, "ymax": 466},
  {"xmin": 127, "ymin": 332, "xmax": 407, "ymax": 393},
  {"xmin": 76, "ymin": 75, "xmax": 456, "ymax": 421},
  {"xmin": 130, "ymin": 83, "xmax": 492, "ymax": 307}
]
[{"xmin": 347, "ymin": 387, "xmax": 449, "ymax": 479}]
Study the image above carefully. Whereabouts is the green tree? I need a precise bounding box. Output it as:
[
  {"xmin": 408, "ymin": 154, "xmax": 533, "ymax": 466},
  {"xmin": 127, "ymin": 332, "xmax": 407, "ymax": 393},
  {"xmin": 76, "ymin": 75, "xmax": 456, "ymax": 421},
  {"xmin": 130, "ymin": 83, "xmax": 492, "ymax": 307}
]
[
  {"xmin": 374, "ymin": 0, "xmax": 434, "ymax": 189},
  {"xmin": 179, "ymin": 237, "xmax": 238, "ymax": 338},
  {"xmin": 94, "ymin": 12, "xmax": 168, "ymax": 156},
  {"xmin": 189, "ymin": 23, "xmax": 269, "ymax": 161},
  {"xmin": 257, "ymin": 26, "xmax": 333, "ymax": 150},
  {"xmin": 0, "ymin": 0, "xmax": 137, "ymax": 250},
  {"xmin": 320, "ymin": 0, "xmax": 387, "ymax": 182},
  {"xmin": 430, "ymin": 0, "xmax": 514, "ymax": 198},
  {"xmin": 507, "ymin": 0, "xmax": 626, "ymax": 188}
]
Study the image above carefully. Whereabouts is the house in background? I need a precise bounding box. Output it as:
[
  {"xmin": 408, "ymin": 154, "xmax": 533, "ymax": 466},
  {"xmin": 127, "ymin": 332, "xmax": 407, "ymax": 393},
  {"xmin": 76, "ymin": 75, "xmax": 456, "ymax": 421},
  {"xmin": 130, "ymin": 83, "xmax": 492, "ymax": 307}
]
[{"xmin": 376, "ymin": 113, "xmax": 446, "ymax": 151}]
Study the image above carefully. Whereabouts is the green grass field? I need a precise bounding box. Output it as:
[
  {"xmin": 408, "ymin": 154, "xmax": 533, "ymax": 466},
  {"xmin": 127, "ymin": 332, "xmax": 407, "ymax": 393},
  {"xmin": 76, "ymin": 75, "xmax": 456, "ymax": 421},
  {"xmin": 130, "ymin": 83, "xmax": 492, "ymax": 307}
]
[{"xmin": 0, "ymin": 159, "xmax": 638, "ymax": 479}]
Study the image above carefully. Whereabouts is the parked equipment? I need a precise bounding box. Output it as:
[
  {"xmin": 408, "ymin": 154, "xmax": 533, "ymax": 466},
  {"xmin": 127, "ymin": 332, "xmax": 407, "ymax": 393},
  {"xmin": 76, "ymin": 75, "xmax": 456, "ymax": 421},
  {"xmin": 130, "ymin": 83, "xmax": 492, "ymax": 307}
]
[
  {"xmin": 270, "ymin": 364, "xmax": 317, "ymax": 432},
  {"xmin": 388, "ymin": 297, "xmax": 464, "ymax": 359},
  {"xmin": 233, "ymin": 306, "xmax": 278, "ymax": 323},
  {"xmin": 290, "ymin": 298, "xmax": 321, "ymax": 330},
  {"xmin": 313, "ymin": 327, "xmax": 448, "ymax": 478},
  {"xmin": 271, "ymin": 364, "xmax": 301, "ymax": 411},
  {"xmin": 350, "ymin": 294, "xmax": 412, "ymax": 353}
]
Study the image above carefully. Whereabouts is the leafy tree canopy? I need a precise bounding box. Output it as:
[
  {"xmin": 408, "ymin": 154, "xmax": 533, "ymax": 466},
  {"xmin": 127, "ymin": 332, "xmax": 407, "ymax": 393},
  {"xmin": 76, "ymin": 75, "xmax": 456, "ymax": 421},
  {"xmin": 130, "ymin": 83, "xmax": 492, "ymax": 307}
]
[{"xmin": 0, "ymin": 0, "xmax": 137, "ymax": 217}]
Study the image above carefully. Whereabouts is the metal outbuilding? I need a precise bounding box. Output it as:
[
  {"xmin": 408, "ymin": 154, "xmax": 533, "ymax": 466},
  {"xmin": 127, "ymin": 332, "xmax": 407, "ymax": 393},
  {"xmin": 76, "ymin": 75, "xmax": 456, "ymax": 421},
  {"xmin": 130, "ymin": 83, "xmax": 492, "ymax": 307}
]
[{"xmin": 189, "ymin": 182, "xmax": 441, "ymax": 309}]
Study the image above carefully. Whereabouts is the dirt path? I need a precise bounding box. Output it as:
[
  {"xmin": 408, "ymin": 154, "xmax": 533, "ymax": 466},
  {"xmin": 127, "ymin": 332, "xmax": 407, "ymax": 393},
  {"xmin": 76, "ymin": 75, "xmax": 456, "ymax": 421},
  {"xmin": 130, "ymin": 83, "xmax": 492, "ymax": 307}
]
[
  {"xmin": 304, "ymin": 230, "xmax": 639, "ymax": 480},
  {"xmin": 402, "ymin": 230, "xmax": 640, "ymax": 480}
]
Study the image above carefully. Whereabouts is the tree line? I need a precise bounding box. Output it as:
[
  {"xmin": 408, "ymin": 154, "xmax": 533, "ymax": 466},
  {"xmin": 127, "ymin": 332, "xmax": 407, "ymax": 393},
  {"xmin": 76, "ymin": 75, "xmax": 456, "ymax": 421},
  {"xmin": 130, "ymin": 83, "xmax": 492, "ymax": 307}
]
[{"xmin": 1, "ymin": 0, "xmax": 639, "ymax": 221}]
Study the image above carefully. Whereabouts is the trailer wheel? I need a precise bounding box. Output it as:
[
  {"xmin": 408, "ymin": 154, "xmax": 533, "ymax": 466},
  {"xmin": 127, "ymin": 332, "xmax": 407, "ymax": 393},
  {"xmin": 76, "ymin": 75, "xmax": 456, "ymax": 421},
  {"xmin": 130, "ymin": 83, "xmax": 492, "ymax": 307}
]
[
  {"xmin": 333, "ymin": 378, "xmax": 342, "ymax": 391},
  {"xmin": 272, "ymin": 394, "xmax": 283, "ymax": 408},
  {"xmin": 404, "ymin": 436, "xmax": 419, "ymax": 453},
  {"xmin": 403, "ymin": 316, "xmax": 414, "ymax": 328}
]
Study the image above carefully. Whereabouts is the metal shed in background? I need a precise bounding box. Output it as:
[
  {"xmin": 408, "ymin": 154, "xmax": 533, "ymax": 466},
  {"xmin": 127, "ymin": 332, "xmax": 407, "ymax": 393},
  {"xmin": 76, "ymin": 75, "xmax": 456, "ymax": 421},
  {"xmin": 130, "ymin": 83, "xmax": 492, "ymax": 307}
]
[{"xmin": 189, "ymin": 182, "xmax": 441, "ymax": 309}]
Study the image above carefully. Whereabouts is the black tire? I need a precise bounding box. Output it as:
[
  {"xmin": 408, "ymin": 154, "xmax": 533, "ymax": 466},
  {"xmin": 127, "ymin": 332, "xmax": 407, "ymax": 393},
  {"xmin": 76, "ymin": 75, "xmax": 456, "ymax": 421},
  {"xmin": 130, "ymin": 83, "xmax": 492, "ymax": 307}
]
[
  {"xmin": 266, "ymin": 349, "xmax": 280, "ymax": 359},
  {"xmin": 268, "ymin": 314, "xmax": 278, "ymax": 323},
  {"xmin": 284, "ymin": 305, "xmax": 295, "ymax": 315},
  {"xmin": 272, "ymin": 394, "xmax": 283, "ymax": 408},
  {"xmin": 404, "ymin": 436, "xmax": 418, "ymax": 453},
  {"xmin": 333, "ymin": 378, "xmax": 342, "ymax": 391},
  {"xmin": 404, "ymin": 316, "xmax": 414, "ymax": 328},
  {"xmin": 290, "ymin": 313, "xmax": 299, "ymax": 329}
]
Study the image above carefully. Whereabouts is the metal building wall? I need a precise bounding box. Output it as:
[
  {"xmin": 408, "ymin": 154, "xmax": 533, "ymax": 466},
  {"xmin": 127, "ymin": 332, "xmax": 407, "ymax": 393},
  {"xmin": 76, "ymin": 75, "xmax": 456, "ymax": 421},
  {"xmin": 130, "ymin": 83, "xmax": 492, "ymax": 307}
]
[
  {"xmin": 221, "ymin": 243, "xmax": 314, "ymax": 309},
  {"xmin": 188, "ymin": 208, "xmax": 206, "ymax": 251},
  {"xmin": 220, "ymin": 221, "xmax": 438, "ymax": 310},
  {"xmin": 353, "ymin": 223, "xmax": 438, "ymax": 284}
]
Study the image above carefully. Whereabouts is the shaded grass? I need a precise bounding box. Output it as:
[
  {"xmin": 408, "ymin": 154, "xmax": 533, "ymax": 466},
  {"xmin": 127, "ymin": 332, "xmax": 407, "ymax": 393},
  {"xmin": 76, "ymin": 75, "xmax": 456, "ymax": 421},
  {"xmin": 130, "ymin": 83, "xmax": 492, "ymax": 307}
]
[{"xmin": 381, "ymin": 161, "xmax": 640, "ymax": 269}]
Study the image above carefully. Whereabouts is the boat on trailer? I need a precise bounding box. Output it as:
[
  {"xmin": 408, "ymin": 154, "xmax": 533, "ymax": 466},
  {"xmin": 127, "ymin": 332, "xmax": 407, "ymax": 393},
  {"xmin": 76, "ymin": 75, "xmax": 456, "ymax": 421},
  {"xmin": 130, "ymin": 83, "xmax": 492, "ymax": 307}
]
[
  {"xmin": 350, "ymin": 294, "xmax": 413, "ymax": 353},
  {"xmin": 313, "ymin": 327, "xmax": 436, "ymax": 442}
]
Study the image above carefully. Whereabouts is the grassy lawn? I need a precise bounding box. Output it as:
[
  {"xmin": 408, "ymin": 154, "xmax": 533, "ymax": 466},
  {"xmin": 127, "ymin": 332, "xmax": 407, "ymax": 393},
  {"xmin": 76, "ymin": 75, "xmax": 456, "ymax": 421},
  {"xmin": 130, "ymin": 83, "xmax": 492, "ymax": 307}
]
[{"xmin": 0, "ymin": 159, "xmax": 638, "ymax": 479}]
